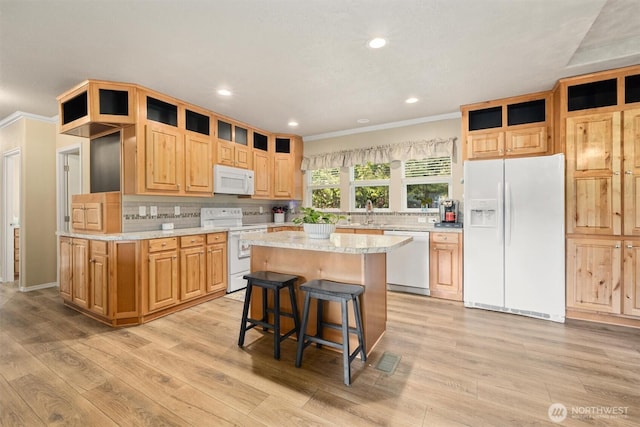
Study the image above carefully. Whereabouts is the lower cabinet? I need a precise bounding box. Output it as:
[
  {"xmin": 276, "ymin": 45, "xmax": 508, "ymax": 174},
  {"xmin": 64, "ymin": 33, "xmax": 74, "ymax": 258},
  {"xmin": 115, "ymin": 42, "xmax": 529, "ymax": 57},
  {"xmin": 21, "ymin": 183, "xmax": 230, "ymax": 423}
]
[
  {"xmin": 206, "ymin": 232, "xmax": 227, "ymax": 293},
  {"xmin": 566, "ymin": 237, "xmax": 640, "ymax": 320},
  {"xmin": 147, "ymin": 237, "xmax": 180, "ymax": 312},
  {"xmin": 429, "ymin": 232, "xmax": 463, "ymax": 301},
  {"xmin": 59, "ymin": 237, "xmax": 138, "ymax": 323},
  {"xmin": 179, "ymin": 235, "xmax": 206, "ymax": 301},
  {"xmin": 89, "ymin": 241, "xmax": 109, "ymax": 316}
]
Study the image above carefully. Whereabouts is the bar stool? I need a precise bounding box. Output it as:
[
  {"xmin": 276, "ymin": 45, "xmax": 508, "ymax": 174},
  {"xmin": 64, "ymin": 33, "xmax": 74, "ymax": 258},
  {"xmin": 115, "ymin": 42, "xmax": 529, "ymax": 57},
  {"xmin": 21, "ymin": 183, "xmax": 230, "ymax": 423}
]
[
  {"xmin": 295, "ymin": 279, "xmax": 366, "ymax": 386},
  {"xmin": 238, "ymin": 271, "xmax": 300, "ymax": 360}
]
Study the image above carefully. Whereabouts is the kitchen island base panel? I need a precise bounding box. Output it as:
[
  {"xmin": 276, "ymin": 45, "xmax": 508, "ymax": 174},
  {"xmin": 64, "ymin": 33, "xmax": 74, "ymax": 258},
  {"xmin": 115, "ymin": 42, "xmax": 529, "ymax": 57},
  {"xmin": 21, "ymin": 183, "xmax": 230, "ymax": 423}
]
[{"xmin": 250, "ymin": 245, "xmax": 387, "ymax": 356}]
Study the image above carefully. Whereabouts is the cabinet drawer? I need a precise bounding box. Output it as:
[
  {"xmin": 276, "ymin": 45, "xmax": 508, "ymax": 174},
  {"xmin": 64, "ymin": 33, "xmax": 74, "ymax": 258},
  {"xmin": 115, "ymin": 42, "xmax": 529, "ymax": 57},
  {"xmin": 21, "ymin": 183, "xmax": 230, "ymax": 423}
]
[
  {"xmin": 90, "ymin": 240, "xmax": 108, "ymax": 255},
  {"xmin": 148, "ymin": 237, "xmax": 178, "ymax": 252},
  {"xmin": 180, "ymin": 235, "xmax": 205, "ymax": 248},
  {"xmin": 431, "ymin": 232, "xmax": 459, "ymax": 244},
  {"xmin": 207, "ymin": 232, "xmax": 227, "ymax": 244}
]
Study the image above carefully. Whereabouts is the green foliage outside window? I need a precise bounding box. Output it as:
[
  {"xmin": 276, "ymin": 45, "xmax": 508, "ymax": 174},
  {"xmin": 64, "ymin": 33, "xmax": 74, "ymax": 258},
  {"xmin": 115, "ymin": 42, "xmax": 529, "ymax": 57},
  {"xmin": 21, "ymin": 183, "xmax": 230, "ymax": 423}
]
[
  {"xmin": 355, "ymin": 186, "xmax": 389, "ymax": 208},
  {"xmin": 406, "ymin": 183, "xmax": 449, "ymax": 208},
  {"xmin": 312, "ymin": 188, "xmax": 341, "ymax": 209}
]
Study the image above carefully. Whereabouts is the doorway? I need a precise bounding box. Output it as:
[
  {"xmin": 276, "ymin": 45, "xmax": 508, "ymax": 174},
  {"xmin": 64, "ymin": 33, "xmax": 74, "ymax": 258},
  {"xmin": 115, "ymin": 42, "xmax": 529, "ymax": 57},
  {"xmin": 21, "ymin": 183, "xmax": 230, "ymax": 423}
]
[
  {"xmin": 56, "ymin": 145, "xmax": 82, "ymax": 233},
  {"xmin": 2, "ymin": 149, "xmax": 21, "ymax": 282}
]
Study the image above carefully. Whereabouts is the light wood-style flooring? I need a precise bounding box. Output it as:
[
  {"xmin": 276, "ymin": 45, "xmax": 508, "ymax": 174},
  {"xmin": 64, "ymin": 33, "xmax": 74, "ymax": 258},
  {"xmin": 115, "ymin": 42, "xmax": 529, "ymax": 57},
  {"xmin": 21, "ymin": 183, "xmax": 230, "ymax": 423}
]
[{"xmin": 1, "ymin": 281, "xmax": 639, "ymax": 426}]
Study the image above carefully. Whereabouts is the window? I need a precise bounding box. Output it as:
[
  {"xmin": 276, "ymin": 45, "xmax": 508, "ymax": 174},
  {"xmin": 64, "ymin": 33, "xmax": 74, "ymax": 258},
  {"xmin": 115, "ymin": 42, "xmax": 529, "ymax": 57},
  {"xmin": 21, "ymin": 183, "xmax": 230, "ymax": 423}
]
[
  {"xmin": 308, "ymin": 168, "xmax": 341, "ymax": 209},
  {"xmin": 352, "ymin": 162, "xmax": 390, "ymax": 209},
  {"xmin": 403, "ymin": 157, "xmax": 452, "ymax": 210}
]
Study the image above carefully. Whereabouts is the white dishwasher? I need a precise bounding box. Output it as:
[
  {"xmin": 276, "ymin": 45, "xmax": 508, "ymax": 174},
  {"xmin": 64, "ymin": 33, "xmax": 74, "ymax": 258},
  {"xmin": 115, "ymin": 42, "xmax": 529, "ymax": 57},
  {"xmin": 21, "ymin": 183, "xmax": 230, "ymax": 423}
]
[{"xmin": 384, "ymin": 230, "xmax": 430, "ymax": 295}]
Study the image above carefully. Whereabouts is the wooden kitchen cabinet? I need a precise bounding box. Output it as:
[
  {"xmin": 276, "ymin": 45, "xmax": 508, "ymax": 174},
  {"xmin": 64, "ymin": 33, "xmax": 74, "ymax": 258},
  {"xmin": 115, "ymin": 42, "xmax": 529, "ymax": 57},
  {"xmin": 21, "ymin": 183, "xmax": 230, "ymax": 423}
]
[
  {"xmin": 179, "ymin": 235, "xmax": 206, "ymax": 301},
  {"xmin": 272, "ymin": 135, "xmax": 303, "ymax": 200},
  {"xmin": 623, "ymin": 240, "xmax": 640, "ymax": 316},
  {"xmin": 216, "ymin": 118, "xmax": 252, "ymax": 169},
  {"xmin": 566, "ymin": 237, "xmax": 622, "ymax": 314},
  {"xmin": 70, "ymin": 192, "xmax": 121, "ymax": 234},
  {"xmin": 253, "ymin": 148, "xmax": 271, "ymax": 198},
  {"xmin": 71, "ymin": 238, "xmax": 89, "ymax": 309},
  {"xmin": 560, "ymin": 65, "xmax": 640, "ymax": 327},
  {"xmin": 566, "ymin": 112, "xmax": 622, "ymax": 236},
  {"xmin": 144, "ymin": 123, "xmax": 184, "ymax": 192},
  {"xmin": 147, "ymin": 237, "xmax": 179, "ymax": 312},
  {"xmin": 185, "ymin": 132, "xmax": 213, "ymax": 195},
  {"xmin": 623, "ymin": 109, "xmax": 640, "ymax": 237},
  {"xmin": 206, "ymin": 232, "xmax": 227, "ymax": 294},
  {"xmin": 57, "ymin": 80, "xmax": 136, "ymax": 138},
  {"xmin": 429, "ymin": 232, "xmax": 463, "ymax": 301},
  {"xmin": 89, "ymin": 240, "xmax": 109, "ymax": 316},
  {"xmin": 59, "ymin": 237, "xmax": 73, "ymax": 300},
  {"xmin": 461, "ymin": 91, "xmax": 552, "ymax": 161}
]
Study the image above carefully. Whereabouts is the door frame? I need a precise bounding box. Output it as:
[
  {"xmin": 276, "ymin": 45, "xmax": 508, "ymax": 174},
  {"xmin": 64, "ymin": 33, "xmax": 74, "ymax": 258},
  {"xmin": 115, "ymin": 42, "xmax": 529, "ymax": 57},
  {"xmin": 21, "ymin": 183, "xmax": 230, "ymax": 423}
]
[
  {"xmin": 2, "ymin": 148, "xmax": 21, "ymax": 282},
  {"xmin": 56, "ymin": 144, "xmax": 83, "ymax": 233}
]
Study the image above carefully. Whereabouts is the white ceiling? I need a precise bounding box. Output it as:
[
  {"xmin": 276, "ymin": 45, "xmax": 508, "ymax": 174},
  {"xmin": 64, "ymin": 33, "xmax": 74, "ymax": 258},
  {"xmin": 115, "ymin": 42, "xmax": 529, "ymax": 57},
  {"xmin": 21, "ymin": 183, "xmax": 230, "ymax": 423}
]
[{"xmin": 1, "ymin": 0, "xmax": 639, "ymax": 138}]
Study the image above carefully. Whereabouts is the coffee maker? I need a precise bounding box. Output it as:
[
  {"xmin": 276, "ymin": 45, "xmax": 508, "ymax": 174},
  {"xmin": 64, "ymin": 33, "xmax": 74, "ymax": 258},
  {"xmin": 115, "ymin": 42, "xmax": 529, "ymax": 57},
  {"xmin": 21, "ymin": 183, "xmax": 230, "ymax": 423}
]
[{"xmin": 437, "ymin": 199, "xmax": 461, "ymax": 227}]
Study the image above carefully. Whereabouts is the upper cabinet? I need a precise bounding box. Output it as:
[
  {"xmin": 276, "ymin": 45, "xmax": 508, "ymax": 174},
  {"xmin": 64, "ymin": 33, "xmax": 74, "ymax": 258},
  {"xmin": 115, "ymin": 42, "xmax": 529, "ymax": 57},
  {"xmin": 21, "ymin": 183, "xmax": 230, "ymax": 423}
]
[
  {"xmin": 58, "ymin": 80, "xmax": 304, "ymax": 200},
  {"xmin": 461, "ymin": 91, "xmax": 553, "ymax": 160},
  {"xmin": 123, "ymin": 90, "xmax": 213, "ymax": 197},
  {"xmin": 58, "ymin": 80, "xmax": 136, "ymax": 137},
  {"xmin": 215, "ymin": 118, "xmax": 252, "ymax": 169}
]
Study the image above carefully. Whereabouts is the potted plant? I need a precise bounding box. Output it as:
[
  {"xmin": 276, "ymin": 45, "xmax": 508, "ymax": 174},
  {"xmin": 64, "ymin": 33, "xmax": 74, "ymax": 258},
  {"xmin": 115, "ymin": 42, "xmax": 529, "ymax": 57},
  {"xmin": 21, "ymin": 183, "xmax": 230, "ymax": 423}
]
[
  {"xmin": 272, "ymin": 206, "xmax": 288, "ymax": 223},
  {"xmin": 292, "ymin": 207, "xmax": 344, "ymax": 239},
  {"xmin": 420, "ymin": 197, "xmax": 433, "ymax": 211}
]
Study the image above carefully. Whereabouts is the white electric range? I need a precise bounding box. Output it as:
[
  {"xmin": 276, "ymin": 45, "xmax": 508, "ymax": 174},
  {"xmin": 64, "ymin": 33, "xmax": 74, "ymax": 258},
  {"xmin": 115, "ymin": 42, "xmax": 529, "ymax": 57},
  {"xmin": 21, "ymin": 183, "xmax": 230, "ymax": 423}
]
[{"xmin": 201, "ymin": 208, "xmax": 267, "ymax": 293}]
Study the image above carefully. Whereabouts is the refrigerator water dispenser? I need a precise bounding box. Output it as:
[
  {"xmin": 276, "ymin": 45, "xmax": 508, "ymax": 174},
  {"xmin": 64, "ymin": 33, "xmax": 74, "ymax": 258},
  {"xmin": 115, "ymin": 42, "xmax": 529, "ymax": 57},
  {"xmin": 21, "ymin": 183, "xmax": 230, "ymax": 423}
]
[{"xmin": 468, "ymin": 199, "xmax": 498, "ymax": 227}]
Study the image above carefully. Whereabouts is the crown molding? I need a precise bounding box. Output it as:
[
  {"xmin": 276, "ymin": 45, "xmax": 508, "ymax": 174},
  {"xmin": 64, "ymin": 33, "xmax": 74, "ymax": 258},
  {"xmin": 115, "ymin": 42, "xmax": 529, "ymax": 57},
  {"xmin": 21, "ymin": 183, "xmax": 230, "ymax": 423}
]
[
  {"xmin": 303, "ymin": 111, "xmax": 461, "ymax": 142},
  {"xmin": 0, "ymin": 111, "xmax": 57, "ymax": 128}
]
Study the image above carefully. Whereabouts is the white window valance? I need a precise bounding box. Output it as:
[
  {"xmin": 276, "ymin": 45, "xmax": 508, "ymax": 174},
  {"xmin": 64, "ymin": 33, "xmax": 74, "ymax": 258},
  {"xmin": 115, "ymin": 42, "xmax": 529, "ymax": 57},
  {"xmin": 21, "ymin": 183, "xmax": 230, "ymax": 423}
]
[{"xmin": 301, "ymin": 137, "xmax": 455, "ymax": 171}]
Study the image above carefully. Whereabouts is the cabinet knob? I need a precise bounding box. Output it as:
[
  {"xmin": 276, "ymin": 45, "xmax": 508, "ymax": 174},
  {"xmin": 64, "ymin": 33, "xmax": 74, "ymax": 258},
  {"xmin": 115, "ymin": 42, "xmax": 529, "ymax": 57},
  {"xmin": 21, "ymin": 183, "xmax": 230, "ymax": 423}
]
[
  {"xmin": 627, "ymin": 244, "xmax": 635, "ymax": 249},
  {"xmin": 615, "ymin": 244, "xmax": 621, "ymax": 249},
  {"xmin": 89, "ymin": 258, "xmax": 95, "ymax": 263},
  {"xmin": 625, "ymin": 170, "xmax": 633, "ymax": 175},
  {"xmin": 161, "ymin": 243, "xmax": 167, "ymax": 246},
  {"xmin": 614, "ymin": 171, "xmax": 620, "ymax": 175},
  {"xmin": 506, "ymin": 149, "xmax": 512, "ymax": 152}
]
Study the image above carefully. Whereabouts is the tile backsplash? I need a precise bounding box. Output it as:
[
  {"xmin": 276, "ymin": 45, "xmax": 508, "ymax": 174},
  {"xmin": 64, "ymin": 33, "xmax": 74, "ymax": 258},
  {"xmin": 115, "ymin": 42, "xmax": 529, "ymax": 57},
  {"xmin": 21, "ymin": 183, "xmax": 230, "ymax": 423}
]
[{"xmin": 121, "ymin": 195, "xmax": 460, "ymax": 232}]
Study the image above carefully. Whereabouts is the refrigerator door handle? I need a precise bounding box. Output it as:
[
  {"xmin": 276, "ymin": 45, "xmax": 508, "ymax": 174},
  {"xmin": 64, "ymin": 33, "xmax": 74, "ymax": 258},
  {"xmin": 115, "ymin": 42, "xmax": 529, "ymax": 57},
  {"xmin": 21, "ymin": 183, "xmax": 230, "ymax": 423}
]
[
  {"xmin": 497, "ymin": 182, "xmax": 503, "ymax": 243},
  {"xmin": 505, "ymin": 182, "xmax": 512, "ymax": 245}
]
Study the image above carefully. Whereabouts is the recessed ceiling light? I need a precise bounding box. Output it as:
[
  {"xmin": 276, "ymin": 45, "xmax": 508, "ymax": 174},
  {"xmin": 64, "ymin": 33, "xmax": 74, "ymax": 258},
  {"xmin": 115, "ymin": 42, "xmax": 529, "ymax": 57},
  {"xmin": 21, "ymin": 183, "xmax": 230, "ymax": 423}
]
[
  {"xmin": 217, "ymin": 89, "xmax": 232, "ymax": 96},
  {"xmin": 288, "ymin": 121, "xmax": 299, "ymax": 127},
  {"xmin": 368, "ymin": 38, "xmax": 386, "ymax": 49},
  {"xmin": 405, "ymin": 97, "xmax": 419, "ymax": 104},
  {"xmin": 357, "ymin": 118, "xmax": 370, "ymax": 124}
]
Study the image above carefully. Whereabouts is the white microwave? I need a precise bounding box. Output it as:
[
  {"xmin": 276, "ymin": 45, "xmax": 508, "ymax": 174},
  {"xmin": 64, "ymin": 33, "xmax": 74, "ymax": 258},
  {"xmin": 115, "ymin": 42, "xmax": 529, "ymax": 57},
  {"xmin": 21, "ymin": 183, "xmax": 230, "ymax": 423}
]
[{"xmin": 213, "ymin": 164, "xmax": 254, "ymax": 195}]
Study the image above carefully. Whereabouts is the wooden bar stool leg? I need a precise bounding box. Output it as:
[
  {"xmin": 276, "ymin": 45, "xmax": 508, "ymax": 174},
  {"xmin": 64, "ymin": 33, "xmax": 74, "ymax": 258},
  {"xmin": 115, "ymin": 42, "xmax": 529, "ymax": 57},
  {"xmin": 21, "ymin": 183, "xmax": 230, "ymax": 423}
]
[
  {"xmin": 261, "ymin": 287, "xmax": 268, "ymax": 331},
  {"xmin": 238, "ymin": 282, "xmax": 254, "ymax": 347},
  {"xmin": 273, "ymin": 287, "xmax": 281, "ymax": 360},
  {"xmin": 295, "ymin": 292, "xmax": 312, "ymax": 368},
  {"xmin": 341, "ymin": 298, "xmax": 351, "ymax": 386},
  {"xmin": 316, "ymin": 299, "xmax": 323, "ymax": 349},
  {"xmin": 353, "ymin": 295, "xmax": 366, "ymax": 362},
  {"xmin": 288, "ymin": 284, "xmax": 301, "ymax": 339}
]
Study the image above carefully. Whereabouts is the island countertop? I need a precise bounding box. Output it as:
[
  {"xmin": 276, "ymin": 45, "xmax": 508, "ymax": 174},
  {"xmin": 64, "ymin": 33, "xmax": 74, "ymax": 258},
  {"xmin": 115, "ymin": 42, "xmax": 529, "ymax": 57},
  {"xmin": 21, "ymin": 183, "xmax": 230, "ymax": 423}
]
[{"xmin": 240, "ymin": 230, "xmax": 412, "ymax": 254}]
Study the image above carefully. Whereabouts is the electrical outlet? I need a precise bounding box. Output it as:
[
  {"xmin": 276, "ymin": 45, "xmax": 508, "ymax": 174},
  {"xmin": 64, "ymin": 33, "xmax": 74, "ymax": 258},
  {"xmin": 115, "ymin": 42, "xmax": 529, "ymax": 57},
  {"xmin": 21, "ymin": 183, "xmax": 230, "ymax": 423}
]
[
  {"xmin": 174, "ymin": 206, "xmax": 180, "ymax": 216},
  {"xmin": 428, "ymin": 217, "xmax": 437, "ymax": 223},
  {"xmin": 139, "ymin": 206, "xmax": 146, "ymax": 217},
  {"xmin": 150, "ymin": 206, "xmax": 158, "ymax": 217},
  {"xmin": 259, "ymin": 206, "xmax": 263, "ymax": 214},
  {"xmin": 418, "ymin": 217, "xmax": 427, "ymax": 223}
]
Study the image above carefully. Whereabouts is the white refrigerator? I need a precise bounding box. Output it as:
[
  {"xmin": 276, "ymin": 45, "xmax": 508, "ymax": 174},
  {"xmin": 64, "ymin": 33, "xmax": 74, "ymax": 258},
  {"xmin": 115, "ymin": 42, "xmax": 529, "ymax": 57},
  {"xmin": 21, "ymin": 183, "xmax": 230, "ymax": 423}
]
[{"xmin": 463, "ymin": 154, "xmax": 565, "ymax": 322}]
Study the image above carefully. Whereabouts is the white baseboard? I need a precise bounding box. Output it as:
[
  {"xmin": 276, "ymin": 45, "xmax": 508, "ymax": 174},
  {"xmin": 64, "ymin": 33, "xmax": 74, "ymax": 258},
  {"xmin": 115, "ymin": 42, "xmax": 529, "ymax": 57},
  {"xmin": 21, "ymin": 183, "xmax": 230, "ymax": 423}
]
[{"xmin": 19, "ymin": 281, "xmax": 58, "ymax": 292}]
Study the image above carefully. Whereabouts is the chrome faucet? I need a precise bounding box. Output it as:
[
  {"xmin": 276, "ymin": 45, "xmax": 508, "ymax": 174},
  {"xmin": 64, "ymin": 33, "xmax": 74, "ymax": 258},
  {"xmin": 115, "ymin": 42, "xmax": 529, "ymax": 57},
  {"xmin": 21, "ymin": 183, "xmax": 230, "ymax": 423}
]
[{"xmin": 365, "ymin": 199, "xmax": 374, "ymax": 224}]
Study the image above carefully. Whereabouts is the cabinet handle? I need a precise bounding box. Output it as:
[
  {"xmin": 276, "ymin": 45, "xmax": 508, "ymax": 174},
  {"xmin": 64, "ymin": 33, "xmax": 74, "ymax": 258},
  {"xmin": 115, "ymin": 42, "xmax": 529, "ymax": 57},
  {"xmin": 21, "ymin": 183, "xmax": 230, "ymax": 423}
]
[
  {"xmin": 625, "ymin": 170, "xmax": 633, "ymax": 175},
  {"xmin": 89, "ymin": 259, "xmax": 95, "ymax": 263},
  {"xmin": 628, "ymin": 244, "xmax": 635, "ymax": 249},
  {"xmin": 506, "ymin": 149, "xmax": 512, "ymax": 152},
  {"xmin": 161, "ymin": 243, "xmax": 167, "ymax": 246},
  {"xmin": 614, "ymin": 171, "xmax": 620, "ymax": 175},
  {"xmin": 615, "ymin": 244, "xmax": 621, "ymax": 249}
]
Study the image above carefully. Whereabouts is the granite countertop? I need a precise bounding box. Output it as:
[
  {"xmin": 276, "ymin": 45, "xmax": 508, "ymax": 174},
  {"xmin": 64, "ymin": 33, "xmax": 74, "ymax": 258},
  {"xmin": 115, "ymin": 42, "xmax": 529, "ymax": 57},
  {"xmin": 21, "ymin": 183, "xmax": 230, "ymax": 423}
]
[
  {"xmin": 266, "ymin": 221, "xmax": 463, "ymax": 233},
  {"xmin": 56, "ymin": 221, "xmax": 461, "ymax": 241},
  {"xmin": 240, "ymin": 230, "xmax": 412, "ymax": 254},
  {"xmin": 56, "ymin": 226, "xmax": 231, "ymax": 241}
]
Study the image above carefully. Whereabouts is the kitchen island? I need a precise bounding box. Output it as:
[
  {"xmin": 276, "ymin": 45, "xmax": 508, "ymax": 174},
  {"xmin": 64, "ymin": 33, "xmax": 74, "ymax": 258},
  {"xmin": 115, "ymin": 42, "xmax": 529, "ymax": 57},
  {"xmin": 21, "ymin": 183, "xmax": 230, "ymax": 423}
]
[{"xmin": 240, "ymin": 231, "xmax": 412, "ymax": 355}]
